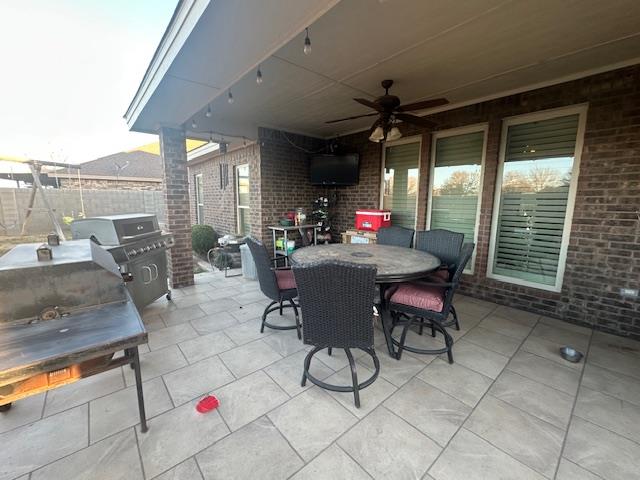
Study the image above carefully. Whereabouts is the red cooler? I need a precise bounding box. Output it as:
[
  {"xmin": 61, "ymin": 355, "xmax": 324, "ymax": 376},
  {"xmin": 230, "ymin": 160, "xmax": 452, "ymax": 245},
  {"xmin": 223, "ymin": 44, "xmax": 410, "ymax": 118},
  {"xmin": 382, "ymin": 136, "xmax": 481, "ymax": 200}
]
[{"xmin": 355, "ymin": 209, "xmax": 391, "ymax": 231}]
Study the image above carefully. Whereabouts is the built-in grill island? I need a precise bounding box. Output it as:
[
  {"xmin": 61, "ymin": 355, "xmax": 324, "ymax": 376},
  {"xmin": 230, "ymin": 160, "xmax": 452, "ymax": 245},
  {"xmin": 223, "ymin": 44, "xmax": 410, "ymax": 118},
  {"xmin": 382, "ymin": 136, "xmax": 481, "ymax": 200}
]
[
  {"xmin": 0, "ymin": 239, "xmax": 148, "ymax": 431},
  {"xmin": 71, "ymin": 214, "xmax": 174, "ymax": 310}
]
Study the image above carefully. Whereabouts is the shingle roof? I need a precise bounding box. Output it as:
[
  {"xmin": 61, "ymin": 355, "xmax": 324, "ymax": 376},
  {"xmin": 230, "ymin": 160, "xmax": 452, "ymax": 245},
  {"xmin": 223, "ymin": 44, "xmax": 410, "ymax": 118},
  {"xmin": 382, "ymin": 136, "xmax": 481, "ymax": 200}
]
[{"xmin": 79, "ymin": 151, "xmax": 162, "ymax": 179}]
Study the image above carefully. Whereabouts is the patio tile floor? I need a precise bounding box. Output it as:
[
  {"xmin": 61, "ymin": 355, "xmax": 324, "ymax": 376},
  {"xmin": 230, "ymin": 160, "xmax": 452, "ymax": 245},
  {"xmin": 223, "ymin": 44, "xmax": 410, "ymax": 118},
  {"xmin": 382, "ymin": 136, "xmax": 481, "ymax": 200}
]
[{"xmin": 2, "ymin": 269, "xmax": 640, "ymax": 479}]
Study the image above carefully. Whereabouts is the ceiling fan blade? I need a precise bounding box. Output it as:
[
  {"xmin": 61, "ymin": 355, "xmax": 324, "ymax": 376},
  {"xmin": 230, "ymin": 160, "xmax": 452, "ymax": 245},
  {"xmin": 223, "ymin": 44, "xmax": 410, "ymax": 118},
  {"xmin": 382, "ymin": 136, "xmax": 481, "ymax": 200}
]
[
  {"xmin": 325, "ymin": 112, "xmax": 379, "ymax": 124},
  {"xmin": 395, "ymin": 113, "xmax": 437, "ymax": 128},
  {"xmin": 396, "ymin": 98, "xmax": 449, "ymax": 112},
  {"xmin": 354, "ymin": 98, "xmax": 383, "ymax": 112}
]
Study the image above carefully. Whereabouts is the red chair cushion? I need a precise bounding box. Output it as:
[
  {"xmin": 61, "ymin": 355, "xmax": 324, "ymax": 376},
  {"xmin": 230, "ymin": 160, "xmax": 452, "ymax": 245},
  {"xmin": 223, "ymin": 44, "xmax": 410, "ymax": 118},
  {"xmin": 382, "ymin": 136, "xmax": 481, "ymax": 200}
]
[
  {"xmin": 390, "ymin": 282, "xmax": 446, "ymax": 313},
  {"xmin": 275, "ymin": 269, "xmax": 296, "ymax": 290}
]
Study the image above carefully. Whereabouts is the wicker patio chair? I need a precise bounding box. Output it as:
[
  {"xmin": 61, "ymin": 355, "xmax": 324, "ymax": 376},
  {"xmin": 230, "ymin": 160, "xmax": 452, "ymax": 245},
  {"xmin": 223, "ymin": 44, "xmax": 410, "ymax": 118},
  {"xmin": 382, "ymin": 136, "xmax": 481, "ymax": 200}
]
[
  {"xmin": 245, "ymin": 237, "xmax": 301, "ymax": 339},
  {"xmin": 388, "ymin": 243, "xmax": 474, "ymax": 363},
  {"xmin": 413, "ymin": 229, "xmax": 465, "ymax": 331},
  {"xmin": 376, "ymin": 226, "xmax": 415, "ymax": 248},
  {"xmin": 292, "ymin": 260, "xmax": 379, "ymax": 408}
]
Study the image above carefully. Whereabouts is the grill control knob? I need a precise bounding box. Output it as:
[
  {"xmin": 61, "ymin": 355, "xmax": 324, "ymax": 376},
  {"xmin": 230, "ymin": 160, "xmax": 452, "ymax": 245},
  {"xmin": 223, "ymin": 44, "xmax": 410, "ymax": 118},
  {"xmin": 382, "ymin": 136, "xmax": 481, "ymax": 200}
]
[
  {"xmin": 136, "ymin": 248, "xmax": 145, "ymax": 255},
  {"xmin": 145, "ymin": 246, "xmax": 151, "ymax": 252},
  {"xmin": 128, "ymin": 249, "xmax": 137, "ymax": 257}
]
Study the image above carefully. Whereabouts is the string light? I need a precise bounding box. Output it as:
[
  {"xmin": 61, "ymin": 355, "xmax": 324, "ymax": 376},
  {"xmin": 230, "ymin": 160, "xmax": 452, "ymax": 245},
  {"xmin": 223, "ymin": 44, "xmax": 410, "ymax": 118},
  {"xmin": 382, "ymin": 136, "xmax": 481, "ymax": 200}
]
[
  {"xmin": 303, "ymin": 27, "xmax": 311, "ymax": 55},
  {"xmin": 227, "ymin": 90, "xmax": 234, "ymax": 104},
  {"xmin": 205, "ymin": 104, "xmax": 212, "ymax": 117},
  {"xmin": 256, "ymin": 66, "xmax": 263, "ymax": 84}
]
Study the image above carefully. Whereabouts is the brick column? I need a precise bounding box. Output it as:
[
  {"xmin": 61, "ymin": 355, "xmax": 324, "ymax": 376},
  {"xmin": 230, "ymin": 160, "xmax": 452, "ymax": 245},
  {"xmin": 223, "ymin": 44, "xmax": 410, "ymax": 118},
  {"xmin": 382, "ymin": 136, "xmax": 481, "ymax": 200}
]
[{"xmin": 159, "ymin": 126, "xmax": 194, "ymax": 288}]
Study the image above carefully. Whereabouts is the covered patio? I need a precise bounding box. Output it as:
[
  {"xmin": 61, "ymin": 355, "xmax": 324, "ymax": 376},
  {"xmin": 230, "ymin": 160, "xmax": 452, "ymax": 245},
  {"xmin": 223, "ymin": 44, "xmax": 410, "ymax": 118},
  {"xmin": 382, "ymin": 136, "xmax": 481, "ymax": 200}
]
[{"xmin": 1, "ymin": 0, "xmax": 639, "ymax": 479}]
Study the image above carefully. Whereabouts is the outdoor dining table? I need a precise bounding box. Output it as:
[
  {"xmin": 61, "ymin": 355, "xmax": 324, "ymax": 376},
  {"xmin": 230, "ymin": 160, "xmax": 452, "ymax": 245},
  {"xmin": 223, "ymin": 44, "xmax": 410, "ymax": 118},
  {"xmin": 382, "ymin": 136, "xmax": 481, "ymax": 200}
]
[{"xmin": 289, "ymin": 243, "xmax": 441, "ymax": 357}]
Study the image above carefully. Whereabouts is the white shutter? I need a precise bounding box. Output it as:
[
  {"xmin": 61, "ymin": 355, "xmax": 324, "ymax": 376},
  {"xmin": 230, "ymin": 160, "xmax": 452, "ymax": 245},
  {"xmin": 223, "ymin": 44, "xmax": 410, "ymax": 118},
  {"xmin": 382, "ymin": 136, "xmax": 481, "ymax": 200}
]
[
  {"xmin": 493, "ymin": 114, "xmax": 579, "ymax": 286},
  {"xmin": 431, "ymin": 131, "xmax": 484, "ymax": 243},
  {"xmin": 384, "ymin": 142, "xmax": 420, "ymax": 229}
]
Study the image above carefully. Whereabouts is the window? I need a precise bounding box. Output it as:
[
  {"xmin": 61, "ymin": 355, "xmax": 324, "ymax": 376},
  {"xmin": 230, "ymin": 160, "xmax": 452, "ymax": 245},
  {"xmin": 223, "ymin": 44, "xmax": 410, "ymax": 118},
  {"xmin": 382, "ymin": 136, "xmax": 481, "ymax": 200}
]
[
  {"xmin": 381, "ymin": 140, "xmax": 421, "ymax": 229},
  {"xmin": 236, "ymin": 164, "xmax": 250, "ymax": 235},
  {"xmin": 428, "ymin": 126, "xmax": 486, "ymax": 273},
  {"xmin": 194, "ymin": 174, "xmax": 204, "ymax": 224},
  {"xmin": 488, "ymin": 106, "xmax": 586, "ymax": 291}
]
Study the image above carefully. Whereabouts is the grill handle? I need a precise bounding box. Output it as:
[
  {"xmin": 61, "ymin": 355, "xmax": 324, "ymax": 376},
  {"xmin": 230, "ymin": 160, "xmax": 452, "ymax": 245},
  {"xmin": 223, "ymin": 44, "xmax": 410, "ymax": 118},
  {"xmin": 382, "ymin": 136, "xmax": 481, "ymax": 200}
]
[
  {"xmin": 150, "ymin": 264, "xmax": 159, "ymax": 281},
  {"xmin": 141, "ymin": 266, "xmax": 153, "ymax": 285}
]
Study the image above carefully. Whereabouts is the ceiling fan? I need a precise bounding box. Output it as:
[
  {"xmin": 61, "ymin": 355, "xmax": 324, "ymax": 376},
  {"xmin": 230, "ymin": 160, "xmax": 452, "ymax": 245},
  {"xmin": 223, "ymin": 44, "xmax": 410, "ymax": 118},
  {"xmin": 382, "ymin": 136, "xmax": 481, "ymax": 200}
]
[{"xmin": 326, "ymin": 79, "xmax": 448, "ymax": 142}]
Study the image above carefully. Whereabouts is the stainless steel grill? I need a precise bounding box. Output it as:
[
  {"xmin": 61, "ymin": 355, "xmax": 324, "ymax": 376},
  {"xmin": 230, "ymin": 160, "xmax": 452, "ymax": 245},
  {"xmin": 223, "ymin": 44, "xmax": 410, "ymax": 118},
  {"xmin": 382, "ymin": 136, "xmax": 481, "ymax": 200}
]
[
  {"xmin": 0, "ymin": 239, "xmax": 148, "ymax": 431},
  {"xmin": 71, "ymin": 214, "xmax": 174, "ymax": 310}
]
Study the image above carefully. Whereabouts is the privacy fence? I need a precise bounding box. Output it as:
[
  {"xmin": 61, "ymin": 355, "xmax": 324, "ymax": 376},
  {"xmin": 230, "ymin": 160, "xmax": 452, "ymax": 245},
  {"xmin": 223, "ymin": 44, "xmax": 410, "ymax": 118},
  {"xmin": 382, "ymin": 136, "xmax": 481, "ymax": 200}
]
[{"xmin": 0, "ymin": 188, "xmax": 165, "ymax": 236}]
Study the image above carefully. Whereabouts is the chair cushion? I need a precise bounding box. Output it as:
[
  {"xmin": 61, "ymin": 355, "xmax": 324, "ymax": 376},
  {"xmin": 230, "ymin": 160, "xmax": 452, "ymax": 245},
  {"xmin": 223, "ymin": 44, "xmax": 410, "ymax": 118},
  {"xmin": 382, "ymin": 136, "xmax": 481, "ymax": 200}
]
[
  {"xmin": 275, "ymin": 269, "xmax": 296, "ymax": 290},
  {"xmin": 390, "ymin": 282, "xmax": 446, "ymax": 313}
]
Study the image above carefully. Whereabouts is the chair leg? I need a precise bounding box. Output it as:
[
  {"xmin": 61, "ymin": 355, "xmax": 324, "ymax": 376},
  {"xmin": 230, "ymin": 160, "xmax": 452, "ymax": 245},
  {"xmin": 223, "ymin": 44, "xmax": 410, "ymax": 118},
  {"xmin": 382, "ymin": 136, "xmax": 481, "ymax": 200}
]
[
  {"xmin": 434, "ymin": 322, "xmax": 454, "ymax": 364},
  {"xmin": 396, "ymin": 315, "xmax": 415, "ymax": 360},
  {"xmin": 290, "ymin": 299, "xmax": 301, "ymax": 339},
  {"xmin": 279, "ymin": 299, "xmax": 283, "ymax": 316},
  {"xmin": 327, "ymin": 347, "xmax": 332, "ymax": 356},
  {"xmin": 418, "ymin": 318, "xmax": 424, "ymax": 336},
  {"xmin": 261, "ymin": 301, "xmax": 278, "ymax": 333},
  {"xmin": 345, "ymin": 348, "xmax": 360, "ymax": 408},
  {"xmin": 302, "ymin": 346, "xmax": 320, "ymax": 387},
  {"xmin": 451, "ymin": 305, "xmax": 460, "ymax": 331},
  {"xmin": 431, "ymin": 322, "xmax": 436, "ymax": 338}
]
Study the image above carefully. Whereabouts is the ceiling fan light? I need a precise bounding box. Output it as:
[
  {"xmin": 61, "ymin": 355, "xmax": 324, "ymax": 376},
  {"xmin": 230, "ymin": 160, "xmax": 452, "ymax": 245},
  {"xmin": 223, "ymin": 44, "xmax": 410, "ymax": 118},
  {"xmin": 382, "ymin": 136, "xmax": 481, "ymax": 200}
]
[
  {"xmin": 387, "ymin": 126, "xmax": 402, "ymax": 141},
  {"xmin": 369, "ymin": 126, "xmax": 384, "ymax": 142}
]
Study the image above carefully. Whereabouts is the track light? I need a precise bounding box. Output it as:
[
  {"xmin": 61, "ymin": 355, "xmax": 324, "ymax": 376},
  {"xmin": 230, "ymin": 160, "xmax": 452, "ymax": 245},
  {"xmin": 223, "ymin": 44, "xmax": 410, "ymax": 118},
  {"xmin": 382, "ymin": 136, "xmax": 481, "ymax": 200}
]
[
  {"xmin": 227, "ymin": 90, "xmax": 234, "ymax": 104},
  {"xmin": 205, "ymin": 104, "xmax": 212, "ymax": 118},
  {"xmin": 209, "ymin": 132, "xmax": 214, "ymax": 143},
  {"xmin": 191, "ymin": 119, "xmax": 197, "ymax": 129},
  {"xmin": 303, "ymin": 27, "xmax": 311, "ymax": 55},
  {"xmin": 256, "ymin": 66, "xmax": 263, "ymax": 84}
]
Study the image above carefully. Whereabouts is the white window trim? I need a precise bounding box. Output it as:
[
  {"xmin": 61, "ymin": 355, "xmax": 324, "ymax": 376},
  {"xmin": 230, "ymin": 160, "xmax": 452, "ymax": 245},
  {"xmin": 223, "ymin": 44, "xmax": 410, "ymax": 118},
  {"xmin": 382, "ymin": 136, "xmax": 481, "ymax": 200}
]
[
  {"xmin": 427, "ymin": 123, "xmax": 488, "ymax": 275},
  {"xmin": 379, "ymin": 135, "xmax": 423, "ymax": 231},
  {"xmin": 487, "ymin": 104, "xmax": 588, "ymax": 292},
  {"xmin": 236, "ymin": 164, "xmax": 250, "ymax": 235},
  {"xmin": 194, "ymin": 173, "xmax": 204, "ymax": 224}
]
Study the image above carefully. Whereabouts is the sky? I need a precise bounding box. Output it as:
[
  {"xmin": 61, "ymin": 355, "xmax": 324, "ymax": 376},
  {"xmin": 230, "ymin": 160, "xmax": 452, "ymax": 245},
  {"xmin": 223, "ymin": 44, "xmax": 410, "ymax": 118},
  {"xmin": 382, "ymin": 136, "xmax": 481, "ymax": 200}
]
[{"xmin": 0, "ymin": 0, "xmax": 177, "ymax": 164}]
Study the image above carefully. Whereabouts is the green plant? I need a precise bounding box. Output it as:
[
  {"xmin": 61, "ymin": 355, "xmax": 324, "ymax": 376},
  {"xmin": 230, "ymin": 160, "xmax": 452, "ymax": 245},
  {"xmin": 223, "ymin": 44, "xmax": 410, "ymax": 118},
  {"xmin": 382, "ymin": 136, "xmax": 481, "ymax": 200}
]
[{"xmin": 191, "ymin": 224, "xmax": 219, "ymax": 255}]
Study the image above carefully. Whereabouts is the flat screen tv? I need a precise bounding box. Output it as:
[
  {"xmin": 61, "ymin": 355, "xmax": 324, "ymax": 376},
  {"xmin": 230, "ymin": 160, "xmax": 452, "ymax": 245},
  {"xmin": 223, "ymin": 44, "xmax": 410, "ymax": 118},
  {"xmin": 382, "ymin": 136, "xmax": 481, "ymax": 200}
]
[{"xmin": 309, "ymin": 154, "xmax": 360, "ymax": 186}]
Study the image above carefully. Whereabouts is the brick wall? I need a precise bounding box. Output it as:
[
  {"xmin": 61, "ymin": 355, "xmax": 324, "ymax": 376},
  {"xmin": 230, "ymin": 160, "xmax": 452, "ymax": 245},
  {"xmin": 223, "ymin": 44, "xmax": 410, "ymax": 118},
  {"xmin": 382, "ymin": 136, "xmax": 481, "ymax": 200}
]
[
  {"xmin": 331, "ymin": 65, "xmax": 640, "ymax": 338},
  {"xmin": 159, "ymin": 127, "xmax": 194, "ymax": 288},
  {"xmin": 188, "ymin": 143, "xmax": 261, "ymax": 238},
  {"xmin": 257, "ymin": 128, "xmax": 325, "ymax": 251}
]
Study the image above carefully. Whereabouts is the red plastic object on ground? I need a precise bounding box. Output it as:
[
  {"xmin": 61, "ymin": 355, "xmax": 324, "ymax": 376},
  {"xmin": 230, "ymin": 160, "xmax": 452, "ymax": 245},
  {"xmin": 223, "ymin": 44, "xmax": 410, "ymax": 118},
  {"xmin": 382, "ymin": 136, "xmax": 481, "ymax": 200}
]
[
  {"xmin": 196, "ymin": 395, "xmax": 220, "ymax": 413},
  {"xmin": 355, "ymin": 209, "xmax": 391, "ymax": 231}
]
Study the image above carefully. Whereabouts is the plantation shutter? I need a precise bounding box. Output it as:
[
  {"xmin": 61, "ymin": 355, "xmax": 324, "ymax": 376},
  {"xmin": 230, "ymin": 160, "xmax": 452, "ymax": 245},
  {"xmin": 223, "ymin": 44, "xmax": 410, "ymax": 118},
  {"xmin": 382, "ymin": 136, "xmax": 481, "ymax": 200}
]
[
  {"xmin": 493, "ymin": 114, "xmax": 579, "ymax": 286},
  {"xmin": 431, "ymin": 131, "xmax": 484, "ymax": 242},
  {"xmin": 384, "ymin": 142, "xmax": 420, "ymax": 229}
]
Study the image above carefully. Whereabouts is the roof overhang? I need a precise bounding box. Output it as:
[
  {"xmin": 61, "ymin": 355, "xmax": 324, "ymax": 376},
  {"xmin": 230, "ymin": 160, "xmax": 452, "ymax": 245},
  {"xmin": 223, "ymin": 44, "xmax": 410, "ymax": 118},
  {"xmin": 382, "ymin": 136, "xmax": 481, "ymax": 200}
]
[{"xmin": 126, "ymin": 0, "xmax": 640, "ymax": 143}]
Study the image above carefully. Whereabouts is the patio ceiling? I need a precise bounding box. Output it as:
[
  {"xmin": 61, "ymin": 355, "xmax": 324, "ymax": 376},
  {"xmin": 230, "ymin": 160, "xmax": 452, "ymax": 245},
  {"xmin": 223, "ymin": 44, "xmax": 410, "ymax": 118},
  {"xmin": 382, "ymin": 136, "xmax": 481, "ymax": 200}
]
[{"xmin": 126, "ymin": 0, "xmax": 640, "ymax": 143}]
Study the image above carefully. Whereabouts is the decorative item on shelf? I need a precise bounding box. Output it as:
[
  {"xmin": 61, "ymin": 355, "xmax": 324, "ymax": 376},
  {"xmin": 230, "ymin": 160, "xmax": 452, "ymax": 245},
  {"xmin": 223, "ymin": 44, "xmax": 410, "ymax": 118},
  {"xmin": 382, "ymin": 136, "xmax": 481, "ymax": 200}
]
[
  {"xmin": 311, "ymin": 195, "xmax": 332, "ymax": 243},
  {"xmin": 279, "ymin": 218, "xmax": 294, "ymax": 227},
  {"xmin": 295, "ymin": 208, "xmax": 307, "ymax": 226}
]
